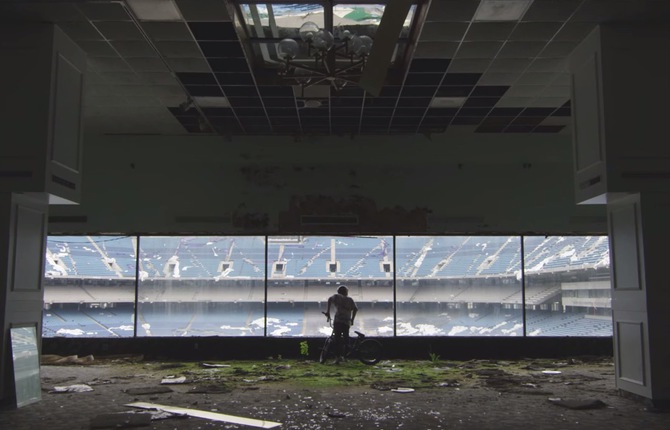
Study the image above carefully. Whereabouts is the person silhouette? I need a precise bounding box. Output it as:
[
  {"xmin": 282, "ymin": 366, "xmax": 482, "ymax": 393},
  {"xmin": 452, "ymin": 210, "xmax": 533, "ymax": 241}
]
[{"xmin": 325, "ymin": 285, "xmax": 358, "ymax": 363}]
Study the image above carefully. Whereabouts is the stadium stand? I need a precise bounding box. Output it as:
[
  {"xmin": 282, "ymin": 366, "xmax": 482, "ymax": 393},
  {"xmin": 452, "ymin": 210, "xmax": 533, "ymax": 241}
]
[{"xmin": 43, "ymin": 235, "xmax": 612, "ymax": 338}]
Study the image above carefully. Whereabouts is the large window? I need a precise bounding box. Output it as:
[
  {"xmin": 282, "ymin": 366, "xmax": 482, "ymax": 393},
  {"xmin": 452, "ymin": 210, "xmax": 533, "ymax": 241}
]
[
  {"xmin": 266, "ymin": 235, "xmax": 394, "ymax": 337},
  {"xmin": 42, "ymin": 234, "xmax": 612, "ymax": 339},
  {"xmin": 396, "ymin": 236, "xmax": 523, "ymax": 336},
  {"xmin": 43, "ymin": 236, "xmax": 137, "ymax": 338},
  {"xmin": 524, "ymin": 236, "xmax": 612, "ymax": 337},
  {"xmin": 136, "ymin": 236, "xmax": 265, "ymax": 337}
]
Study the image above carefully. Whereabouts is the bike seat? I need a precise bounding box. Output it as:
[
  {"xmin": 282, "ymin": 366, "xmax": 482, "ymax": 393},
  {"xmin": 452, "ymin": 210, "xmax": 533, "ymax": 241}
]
[{"xmin": 354, "ymin": 331, "xmax": 365, "ymax": 338}]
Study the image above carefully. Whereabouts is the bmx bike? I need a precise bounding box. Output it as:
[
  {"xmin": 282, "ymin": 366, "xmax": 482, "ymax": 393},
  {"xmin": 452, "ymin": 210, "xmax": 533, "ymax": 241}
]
[{"xmin": 319, "ymin": 312, "xmax": 382, "ymax": 365}]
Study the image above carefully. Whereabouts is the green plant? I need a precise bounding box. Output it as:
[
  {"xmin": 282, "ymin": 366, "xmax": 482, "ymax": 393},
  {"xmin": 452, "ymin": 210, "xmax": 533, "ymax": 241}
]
[
  {"xmin": 428, "ymin": 351, "xmax": 440, "ymax": 363},
  {"xmin": 299, "ymin": 340, "xmax": 309, "ymax": 357}
]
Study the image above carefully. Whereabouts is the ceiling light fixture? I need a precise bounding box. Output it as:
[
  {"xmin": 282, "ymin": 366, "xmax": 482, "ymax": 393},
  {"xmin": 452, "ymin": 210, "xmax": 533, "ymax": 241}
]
[
  {"xmin": 473, "ymin": 0, "xmax": 533, "ymax": 22},
  {"xmin": 126, "ymin": 0, "xmax": 183, "ymax": 21},
  {"xmin": 277, "ymin": 22, "xmax": 373, "ymax": 91}
]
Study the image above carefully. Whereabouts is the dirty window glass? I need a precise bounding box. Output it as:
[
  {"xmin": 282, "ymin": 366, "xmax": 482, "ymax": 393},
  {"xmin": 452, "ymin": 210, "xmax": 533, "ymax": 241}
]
[
  {"xmin": 395, "ymin": 236, "xmax": 524, "ymax": 336},
  {"xmin": 524, "ymin": 236, "xmax": 612, "ymax": 337},
  {"xmin": 43, "ymin": 236, "xmax": 137, "ymax": 338},
  {"xmin": 136, "ymin": 236, "xmax": 266, "ymax": 337},
  {"xmin": 266, "ymin": 235, "xmax": 394, "ymax": 337}
]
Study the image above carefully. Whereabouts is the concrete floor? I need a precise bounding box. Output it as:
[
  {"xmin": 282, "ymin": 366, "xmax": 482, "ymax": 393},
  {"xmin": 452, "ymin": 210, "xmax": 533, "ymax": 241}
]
[{"xmin": 1, "ymin": 357, "xmax": 668, "ymax": 430}]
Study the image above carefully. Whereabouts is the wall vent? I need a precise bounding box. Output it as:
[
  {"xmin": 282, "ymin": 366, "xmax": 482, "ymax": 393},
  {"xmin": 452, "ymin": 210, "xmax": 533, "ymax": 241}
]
[
  {"xmin": 301, "ymin": 215, "xmax": 359, "ymax": 225},
  {"xmin": 49, "ymin": 215, "xmax": 87, "ymax": 223},
  {"xmin": 0, "ymin": 170, "xmax": 32, "ymax": 178},
  {"xmin": 621, "ymin": 171, "xmax": 670, "ymax": 179},
  {"xmin": 578, "ymin": 175, "xmax": 601, "ymax": 190},
  {"xmin": 175, "ymin": 215, "xmax": 231, "ymax": 223},
  {"xmin": 52, "ymin": 175, "xmax": 76, "ymax": 189}
]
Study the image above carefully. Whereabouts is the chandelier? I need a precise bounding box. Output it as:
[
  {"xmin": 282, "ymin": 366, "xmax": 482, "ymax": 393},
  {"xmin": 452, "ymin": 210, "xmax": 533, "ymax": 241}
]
[{"xmin": 276, "ymin": 21, "xmax": 373, "ymax": 91}]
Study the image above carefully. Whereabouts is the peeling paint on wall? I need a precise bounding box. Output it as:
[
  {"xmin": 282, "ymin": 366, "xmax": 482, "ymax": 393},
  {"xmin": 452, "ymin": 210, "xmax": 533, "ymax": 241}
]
[{"xmin": 279, "ymin": 195, "xmax": 430, "ymax": 233}]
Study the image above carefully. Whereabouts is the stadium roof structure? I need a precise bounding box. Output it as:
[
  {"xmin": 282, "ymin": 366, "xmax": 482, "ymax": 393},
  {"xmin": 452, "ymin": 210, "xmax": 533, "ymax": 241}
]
[{"xmin": 2, "ymin": 0, "xmax": 669, "ymax": 137}]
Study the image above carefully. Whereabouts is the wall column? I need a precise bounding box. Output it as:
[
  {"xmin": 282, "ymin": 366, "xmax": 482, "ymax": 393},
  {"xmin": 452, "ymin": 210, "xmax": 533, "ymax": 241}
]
[
  {"xmin": 0, "ymin": 24, "xmax": 85, "ymax": 407},
  {"xmin": 569, "ymin": 25, "xmax": 670, "ymax": 406}
]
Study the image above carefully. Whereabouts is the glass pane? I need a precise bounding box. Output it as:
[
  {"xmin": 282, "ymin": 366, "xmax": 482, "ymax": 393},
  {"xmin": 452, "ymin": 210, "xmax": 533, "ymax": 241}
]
[
  {"xmin": 335, "ymin": 4, "xmax": 416, "ymax": 38},
  {"xmin": 241, "ymin": 4, "xmax": 325, "ymax": 38},
  {"xmin": 396, "ymin": 236, "xmax": 523, "ymax": 336},
  {"xmin": 524, "ymin": 236, "xmax": 612, "ymax": 337},
  {"xmin": 137, "ymin": 236, "xmax": 265, "ymax": 336},
  {"xmin": 267, "ymin": 235, "xmax": 394, "ymax": 337},
  {"xmin": 43, "ymin": 236, "xmax": 137, "ymax": 338}
]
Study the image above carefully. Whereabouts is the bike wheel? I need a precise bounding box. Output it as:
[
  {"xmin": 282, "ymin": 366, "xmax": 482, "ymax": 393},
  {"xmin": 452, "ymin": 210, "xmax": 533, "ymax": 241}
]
[
  {"xmin": 357, "ymin": 339, "xmax": 382, "ymax": 365},
  {"xmin": 320, "ymin": 337, "xmax": 333, "ymax": 364}
]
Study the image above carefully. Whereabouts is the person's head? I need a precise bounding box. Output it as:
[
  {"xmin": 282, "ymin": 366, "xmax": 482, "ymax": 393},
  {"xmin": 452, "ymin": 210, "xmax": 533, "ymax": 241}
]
[{"xmin": 337, "ymin": 285, "xmax": 348, "ymax": 296}]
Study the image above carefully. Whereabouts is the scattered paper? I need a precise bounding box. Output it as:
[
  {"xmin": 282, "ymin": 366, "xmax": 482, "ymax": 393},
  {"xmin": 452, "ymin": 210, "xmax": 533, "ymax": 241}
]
[
  {"xmin": 161, "ymin": 376, "xmax": 186, "ymax": 385},
  {"xmin": 126, "ymin": 402, "xmax": 281, "ymax": 429},
  {"xmin": 202, "ymin": 363, "xmax": 231, "ymax": 368},
  {"xmin": 542, "ymin": 370, "xmax": 562, "ymax": 375},
  {"xmin": 50, "ymin": 384, "xmax": 93, "ymax": 393},
  {"xmin": 392, "ymin": 388, "xmax": 415, "ymax": 393}
]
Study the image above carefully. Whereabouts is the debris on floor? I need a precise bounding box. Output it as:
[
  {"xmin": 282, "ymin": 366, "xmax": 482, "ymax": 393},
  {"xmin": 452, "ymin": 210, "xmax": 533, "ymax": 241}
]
[
  {"xmin": 126, "ymin": 401, "xmax": 281, "ymax": 428},
  {"xmin": 392, "ymin": 387, "xmax": 415, "ymax": 393},
  {"xmin": 42, "ymin": 354, "xmax": 95, "ymax": 365},
  {"xmin": 50, "ymin": 384, "xmax": 94, "ymax": 393},
  {"xmin": 90, "ymin": 412, "xmax": 151, "ymax": 429},
  {"xmin": 160, "ymin": 376, "xmax": 186, "ymax": 384},
  {"xmin": 548, "ymin": 398, "xmax": 607, "ymax": 409},
  {"xmin": 123, "ymin": 386, "xmax": 173, "ymax": 395},
  {"xmin": 201, "ymin": 363, "xmax": 231, "ymax": 368}
]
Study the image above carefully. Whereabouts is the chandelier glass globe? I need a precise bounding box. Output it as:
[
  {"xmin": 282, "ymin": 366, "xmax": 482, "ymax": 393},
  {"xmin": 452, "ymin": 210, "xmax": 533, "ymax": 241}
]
[
  {"xmin": 299, "ymin": 21, "xmax": 320, "ymax": 42},
  {"xmin": 312, "ymin": 29, "xmax": 335, "ymax": 51},
  {"xmin": 351, "ymin": 35, "xmax": 373, "ymax": 56},
  {"xmin": 277, "ymin": 38, "xmax": 300, "ymax": 60}
]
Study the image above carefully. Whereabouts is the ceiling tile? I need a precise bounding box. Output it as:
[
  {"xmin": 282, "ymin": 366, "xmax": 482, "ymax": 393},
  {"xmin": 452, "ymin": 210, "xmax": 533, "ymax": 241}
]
[
  {"xmin": 463, "ymin": 22, "xmax": 515, "ymax": 41},
  {"xmin": 495, "ymin": 96, "xmax": 535, "ymax": 108},
  {"xmin": 111, "ymin": 41, "xmax": 159, "ymax": 58},
  {"xmin": 420, "ymin": 22, "xmax": 469, "ymax": 42},
  {"xmin": 409, "ymin": 59, "xmax": 452, "ymax": 73},
  {"xmin": 471, "ymin": 85, "xmax": 510, "ymax": 97},
  {"xmin": 79, "ymin": 3, "xmax": 131, "ymax": 21},
  {"xmin": 522, "ymin": 0, "xmax": 582, "ymax": 22},
  {"xmin": 126, "ymin": 57, "xmax": 171, "ymax": 72},
  {"xmin": 504, "ymin": 85, "xmax": 545, "ymax": 97},
  {"xmin": 77, "ymin": 41, "xmax": 118, "ymax": 57},
  {"xmin": 509, "ymin": 22, "xmax": 562, "ymax": 41},
  {"xmin": 488, "ymin": 58, "xmax": 532, "ymax": 72},
  {"xmin": 426, "ymin": 0, "xmax": 479, "ymax": 21},
  {"xmin": 141, "ymin": 22, "xmax": 194, "ymax": 41},
  {"xmin": 175, "ymin": 0, "xmax": 232, "ymax": 21},
  {"xmin": 455, "ymin": 41, "xmax": 503, "ymax": 59},
  {"xmin": 477, "ymin": 72, "xmax": 518, "ymax": 85},
  {"xmin": 413, "ymin": 42, "xmax": 459, "ymax": 58},
  {"xmin": 553, "ymin": 22, "xmax": 597, "ymax": 41},
  {"xmin": 188, "ymin": 22, "xmax": 238, "ymax": 40},
  {"xmin": 0, "ymin": 3, "xmax": 85, "ymax": 22},
  {"xmin": 58, "ymin": 21, "xmax": 104, "ymax": 41},
  {"xmin": 526, "ymin": 58, "xmax": 567, "ymax": 73},
  {"xmin": 198, "ymin": 41, "xmax": 245, "ymax": 57},
  {"xmin": 94, "ymin": 21, "xmax": 145, "ymax": 41},
  {"xmin": 540, "ymin": 41, "xmax": 579, "ymax": 57},
  {"xmin": 529, "ymin": 97, "xmax": 569, "ymax": 108},
  {"xmin": 515, "ymin": 72, "xmax": 557, "ymax": 86},
  {"xmin": 137, "ymin": 72, "xmax": 179, "ymax": 85},
  {"xmin": 87, "ymin": 57, "xmax": 132, "ymax": 72},
  {"xmin": 166, "ymin": 57, "xmax": 211, "ymax": 72},
  {"xmin": 496, "ymin": 41, "xmax": 546, "ymax": 58},
  {"xmin": 98, "ymin": 71, "xmax": 145, "ymax": 85},
  {"xmin": 208, "ymin": 58, "xmax": 251, "ymax": 73},
  {"xmin": 540, "ymin": 85, "xmax": 571, "ymax": 98},
  {"xmin": 448, "ymin": 58, "xmax": 492, "ymax": 73},
  {"xmin": 570, "ymin": 0, "xmax": 651, "ymax": 23},
  {"xmin": 156, "ymin": 41, "xmax": 203, "ymax": 57}
]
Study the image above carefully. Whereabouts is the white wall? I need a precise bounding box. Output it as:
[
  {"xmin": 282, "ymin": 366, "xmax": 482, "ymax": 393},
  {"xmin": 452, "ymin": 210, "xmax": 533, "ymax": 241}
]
[{"xmin": 48, "ymin": 132, "xmax": 606, "ymax": 234}]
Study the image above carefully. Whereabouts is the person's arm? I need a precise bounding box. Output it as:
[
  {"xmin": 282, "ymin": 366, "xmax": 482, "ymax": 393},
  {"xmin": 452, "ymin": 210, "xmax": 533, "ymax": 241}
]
[
  {"xmin": 325, "ymin": 296, "xmax": 333, "ymax": 320},
  {"xmin": 351, "ymin": 301, "xmax": 358, "ymax": 325}
]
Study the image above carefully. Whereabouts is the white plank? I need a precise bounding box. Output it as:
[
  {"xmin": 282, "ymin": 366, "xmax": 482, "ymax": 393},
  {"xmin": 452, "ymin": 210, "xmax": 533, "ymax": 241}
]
[{"xmin": 125, "ymin": 402, "xmax": 281, "ymax": 429}]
